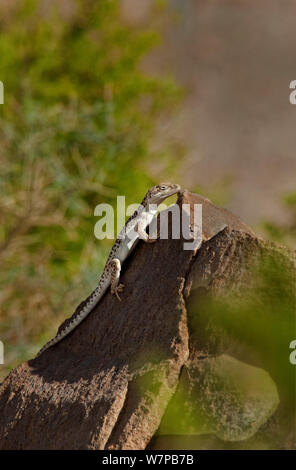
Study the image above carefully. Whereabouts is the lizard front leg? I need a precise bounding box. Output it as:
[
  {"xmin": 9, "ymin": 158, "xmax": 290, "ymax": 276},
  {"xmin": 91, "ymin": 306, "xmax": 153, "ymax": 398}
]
[
  {"xmin": 136, "ymin": 219, "xmax": 159, "ymax": 244},
  {"xmin": 109, "ymin": 258, "xmax": 125, "ymax": 301}
]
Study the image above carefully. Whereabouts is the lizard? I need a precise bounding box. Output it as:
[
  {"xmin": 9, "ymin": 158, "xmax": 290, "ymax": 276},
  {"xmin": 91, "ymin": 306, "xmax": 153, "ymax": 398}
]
[{"xmin": 36, "ymin": 183, "xmax": 181, "ymax": 357}]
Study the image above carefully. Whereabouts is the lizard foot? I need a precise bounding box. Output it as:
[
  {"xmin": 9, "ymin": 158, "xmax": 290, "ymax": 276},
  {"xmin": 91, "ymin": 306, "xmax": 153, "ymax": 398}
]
[
  {"xmin": 147, "ymin": 237, "xmax": 157, "ymax": 244},
  {"xmin": 111, "ymin": 283, "xmax": 125, "ymax": 301},
  {"xmin": 147, "ymin": 228, "xmax": 160, "ymax": 243}
]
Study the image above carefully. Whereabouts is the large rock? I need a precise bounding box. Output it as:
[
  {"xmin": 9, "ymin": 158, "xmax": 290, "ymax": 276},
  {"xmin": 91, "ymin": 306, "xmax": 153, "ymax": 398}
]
[
  {"xmin": 0, "ymin": 191, "xmax": 295, "ymax": 449},
  {"xmin": 156, "ymin": 354, "xmax": 279, "ymax": 442}
]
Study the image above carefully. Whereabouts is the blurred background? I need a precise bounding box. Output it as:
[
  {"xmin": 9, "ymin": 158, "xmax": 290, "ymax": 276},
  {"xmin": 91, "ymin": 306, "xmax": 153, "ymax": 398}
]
[{"xmin": 0, "ymin": 0, "xmax": 295, "ymax": 447}]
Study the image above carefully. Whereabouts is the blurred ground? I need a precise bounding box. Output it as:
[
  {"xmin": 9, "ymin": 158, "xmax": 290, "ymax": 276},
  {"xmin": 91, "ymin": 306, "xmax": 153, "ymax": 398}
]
[{"xmin": 122, "ymin": 0, "xmax": 296, "ymax": 227}]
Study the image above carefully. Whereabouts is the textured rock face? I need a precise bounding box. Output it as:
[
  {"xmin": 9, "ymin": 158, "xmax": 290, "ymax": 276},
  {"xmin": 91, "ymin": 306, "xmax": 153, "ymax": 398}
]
[
  {"xmin": 156, "ymin": 354, "xmax": 279, "ymax": 442},
  {"xmin": 0, "ymin": 191, "xmax": 295, "ymax": 449}
]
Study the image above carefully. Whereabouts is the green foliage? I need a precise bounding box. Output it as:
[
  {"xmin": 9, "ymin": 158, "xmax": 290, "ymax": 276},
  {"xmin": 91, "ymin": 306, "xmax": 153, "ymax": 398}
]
[
  {"xmin": 262, "ymin": 191, "xmax": 296, "ymax": 248},
  {"xmin": 0, "ymin": 0, "xmax": 181, "ymax": 379},
  {"xmin": 169, "ymin": 251, "xmax": 295, "ymax": 448},
  {"xmin": 190, "ymin": 252, "xmax": 295, "ymax": 385},
  {"xmin": 284, "ymin": 192, "xmax": 296, "ymax": 208}
]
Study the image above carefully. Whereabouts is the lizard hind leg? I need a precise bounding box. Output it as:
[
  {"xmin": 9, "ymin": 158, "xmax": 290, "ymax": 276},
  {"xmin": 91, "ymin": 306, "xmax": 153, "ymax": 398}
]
[{"xmin": 109, "ymin": 258, "xmax": 125, "ymax": 301}]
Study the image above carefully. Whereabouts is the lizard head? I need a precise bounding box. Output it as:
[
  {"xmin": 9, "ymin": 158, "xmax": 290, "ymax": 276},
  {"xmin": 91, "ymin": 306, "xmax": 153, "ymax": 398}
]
[{"xmin": 145, "ymin": 183, "xmax": 181, "ymax": 205}]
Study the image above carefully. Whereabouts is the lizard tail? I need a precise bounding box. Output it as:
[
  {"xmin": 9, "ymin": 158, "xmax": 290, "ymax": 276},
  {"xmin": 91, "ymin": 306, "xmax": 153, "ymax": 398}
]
[
  {"xmin": 35, "ymin": 282, "xmax": 107, "ymax": 357},
  {"xmin": 36, "ymin": 312, "xmax": 83, "ymax": 357},
  {"xmin": 36, "ymin": 305, "xmax": 93, "ymax": 357}
]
